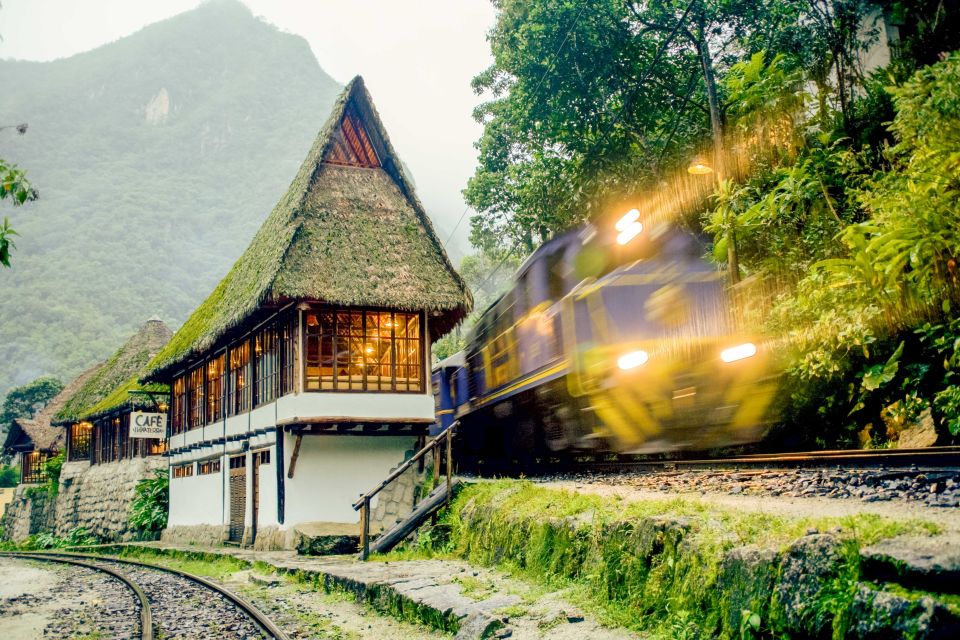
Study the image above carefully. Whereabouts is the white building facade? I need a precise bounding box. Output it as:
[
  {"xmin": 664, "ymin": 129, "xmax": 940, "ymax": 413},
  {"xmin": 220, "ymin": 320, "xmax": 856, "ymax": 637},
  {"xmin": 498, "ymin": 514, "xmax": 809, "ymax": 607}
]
[{"xmin": 149, "ymin": 77, "xmax": 470, "ymax": 549}]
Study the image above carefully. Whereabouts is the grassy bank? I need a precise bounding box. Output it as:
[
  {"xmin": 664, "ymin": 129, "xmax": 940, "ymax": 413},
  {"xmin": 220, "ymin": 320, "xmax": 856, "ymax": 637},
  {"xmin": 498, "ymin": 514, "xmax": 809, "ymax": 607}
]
[{"xmin": 388, "ymin": 481, "xmax": 954, "ymax": 639}]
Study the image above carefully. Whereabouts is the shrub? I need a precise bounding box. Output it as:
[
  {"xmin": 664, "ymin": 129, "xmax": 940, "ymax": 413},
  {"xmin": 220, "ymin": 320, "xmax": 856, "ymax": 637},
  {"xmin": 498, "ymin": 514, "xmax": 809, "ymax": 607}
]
[{"xmin": 128, "ymin": 469, "xmax": 168, "ymax": 539}]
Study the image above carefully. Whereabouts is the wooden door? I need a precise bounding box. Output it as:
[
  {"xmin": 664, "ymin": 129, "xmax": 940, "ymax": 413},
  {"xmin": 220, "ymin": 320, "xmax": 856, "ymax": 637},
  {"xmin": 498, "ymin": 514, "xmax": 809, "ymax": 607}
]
[{"xmin": 228, "ymin": 455, "xmax": 246, "ymax": 543}]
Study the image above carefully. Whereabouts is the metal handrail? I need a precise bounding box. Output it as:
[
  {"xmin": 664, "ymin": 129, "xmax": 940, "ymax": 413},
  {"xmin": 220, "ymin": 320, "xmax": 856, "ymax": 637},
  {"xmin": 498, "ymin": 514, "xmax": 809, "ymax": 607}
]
[{"xmin": 353, "ymin": 422, "xmax": 456, "ymax": 560}]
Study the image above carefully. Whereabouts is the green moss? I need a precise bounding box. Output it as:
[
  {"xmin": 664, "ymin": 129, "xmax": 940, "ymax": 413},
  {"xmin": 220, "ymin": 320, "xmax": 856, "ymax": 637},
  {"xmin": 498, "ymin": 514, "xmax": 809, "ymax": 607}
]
[
  {"xmin": 55, "ymin": 319, "xmax": 171, "ymax": 422},
  {"xmin": 393, "ymin": 481, "xmax": 944, "ymax": 638},
  {"xmin": 146, "ymin": 77, "xmax": 470, "ymax": 381}
]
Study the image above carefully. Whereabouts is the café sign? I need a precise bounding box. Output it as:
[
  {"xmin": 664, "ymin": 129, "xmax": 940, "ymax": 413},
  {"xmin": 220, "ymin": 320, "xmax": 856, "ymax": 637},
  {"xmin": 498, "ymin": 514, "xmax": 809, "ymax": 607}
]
[{"xmin": 129, "ymin": 412, "xmax": 167, "ymax": 439}]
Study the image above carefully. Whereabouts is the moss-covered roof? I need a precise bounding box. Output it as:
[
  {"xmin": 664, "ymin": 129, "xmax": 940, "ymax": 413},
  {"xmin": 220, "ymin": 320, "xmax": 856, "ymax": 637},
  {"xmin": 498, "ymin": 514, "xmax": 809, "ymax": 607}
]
[
  {"xmin": 145, "ymin": 76, "xmax": 471, "ymax": 380},
  {"xmin": 2, "ymin": 363, "xmax": 104, "ymax": 453},
  {"xmin": 54, "ymin": 318, "xmax": 173, "ymax": 423}
]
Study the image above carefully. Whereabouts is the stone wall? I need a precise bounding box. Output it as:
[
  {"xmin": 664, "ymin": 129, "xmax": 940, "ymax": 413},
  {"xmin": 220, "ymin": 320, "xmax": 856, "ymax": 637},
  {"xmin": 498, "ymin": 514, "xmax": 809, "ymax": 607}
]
[
  {"xmin": 0, "ymin": 485, "xmax": 56, "ymax": 541},
  {"xmin": 54, "ymin": 457, "xmax": 166, "ymax": 541},
  {"xmin": 369, "ymin": 457, "xmax": 428, "ymax": 535}
]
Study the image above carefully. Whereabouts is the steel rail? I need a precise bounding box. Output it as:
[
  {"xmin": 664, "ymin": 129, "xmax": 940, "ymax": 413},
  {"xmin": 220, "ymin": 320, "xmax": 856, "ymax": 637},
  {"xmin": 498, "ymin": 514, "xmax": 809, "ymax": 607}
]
[
  {"xmin": 480, "ymin": 445, "xmax": 960, "ymax": 475},
  {"xmin": 1, "ymin": 551, "xmax": 154, "ymax": 640},
  {"xmin": 3, "ymin": 551, "xmax": 290, "ymax": 640}
]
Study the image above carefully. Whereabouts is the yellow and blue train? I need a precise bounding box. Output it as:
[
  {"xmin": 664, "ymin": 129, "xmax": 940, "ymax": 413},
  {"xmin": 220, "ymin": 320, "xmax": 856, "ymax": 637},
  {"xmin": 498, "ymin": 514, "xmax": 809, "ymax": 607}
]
[{"xmin": 433, "ymin": 211, "xmax": 779, "ymax": 458}]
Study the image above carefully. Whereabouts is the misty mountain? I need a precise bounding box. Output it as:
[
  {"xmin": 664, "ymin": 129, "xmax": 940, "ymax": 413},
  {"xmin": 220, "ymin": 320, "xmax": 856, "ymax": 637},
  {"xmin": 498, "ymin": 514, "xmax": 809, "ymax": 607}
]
[{"xmin": 0, "ymin": 0, "xmax": 342, "ymax": 397}]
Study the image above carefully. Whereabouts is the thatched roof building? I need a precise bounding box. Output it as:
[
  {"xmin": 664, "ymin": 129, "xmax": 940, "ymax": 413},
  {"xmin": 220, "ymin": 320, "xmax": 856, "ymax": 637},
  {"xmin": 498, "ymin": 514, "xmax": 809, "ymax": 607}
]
[
  {"xmin": 145, "ymin": 76, "xmax": 471, "ymax": 381},
  {"xmin": 2, "ymin": 363, "xmax": 103, "ymax": 455},
  {"xmin": 55, "ymin": 318, "xmax": 172, "ymax": 424}
]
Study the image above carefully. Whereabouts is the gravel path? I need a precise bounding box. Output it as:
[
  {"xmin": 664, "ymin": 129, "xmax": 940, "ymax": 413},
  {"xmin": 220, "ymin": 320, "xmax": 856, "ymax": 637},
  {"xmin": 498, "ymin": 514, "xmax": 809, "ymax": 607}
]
[{"xmin": 0, "ymin": 557, "xmax": 139, "ymax": 639}]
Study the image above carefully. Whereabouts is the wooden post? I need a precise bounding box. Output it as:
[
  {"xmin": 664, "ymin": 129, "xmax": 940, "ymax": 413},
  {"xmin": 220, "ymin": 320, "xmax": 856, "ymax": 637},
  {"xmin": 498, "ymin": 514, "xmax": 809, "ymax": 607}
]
[
  {"xmin": 445, "ymin": 431, "xmax": 453, "ymax": 508},
  {"xmin": 287, "ymin": 433, "xmax": 303, "ymax": 479},
  {"xmin": 432, "ymin": 444, "xmax": 440, "ymax": 490},
  {"xmin": 360, "ymin": 496, "xmax": 371, "ymax": 561}
]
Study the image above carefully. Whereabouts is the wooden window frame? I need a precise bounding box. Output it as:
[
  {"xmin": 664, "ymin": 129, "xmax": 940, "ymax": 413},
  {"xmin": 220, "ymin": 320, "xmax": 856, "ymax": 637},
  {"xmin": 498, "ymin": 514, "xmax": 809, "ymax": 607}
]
[
  {"xmin": 197, "ymin": 459, "xmax": 221, "ymax": 475},
  {"xmin": 303, "ymin": 307, "xmax": 424, "ymax": 394},
  {"xmin": 206, "ymin": 354, "xmax": 225, "ymax": 424},
  {"xmin": 21, "ymin": 451, "xmax": 50, "ymax": 484},
  {"xmin": 172, "ymin": 462, "xmax": 194, "ymax": 479},
  {"xmin": 188, "ymin": 366, "xmax": 206, "ymax": 430},
  {"xmin": 68, "ymin": 422, "xmax": 92, "ymax": 461}
]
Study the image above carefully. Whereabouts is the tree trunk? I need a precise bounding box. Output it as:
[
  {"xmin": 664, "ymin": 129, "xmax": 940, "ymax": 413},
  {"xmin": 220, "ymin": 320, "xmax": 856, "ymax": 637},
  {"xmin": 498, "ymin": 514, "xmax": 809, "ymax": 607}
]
[{"xmin": 694, "ymin": 11, "xmax": 738, "ymax": 283}]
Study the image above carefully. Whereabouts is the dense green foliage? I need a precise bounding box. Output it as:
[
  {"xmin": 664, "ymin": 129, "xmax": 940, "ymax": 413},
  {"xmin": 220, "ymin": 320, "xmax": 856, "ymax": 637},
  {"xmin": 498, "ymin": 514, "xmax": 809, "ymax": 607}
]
[
  {"xmin": 128, "ymin": 469, "xmax": 169, "ymax": 539},
  {"xmin": 719, "ymin": 53, "xmax": 960, "ymax": 448},
  {"xmin": 465, "ymin": 0, "xmax": 960, "ymax": 448},
  {"xmin": 0, "ymin": 465, "xmax": 19, "ymax": 487},
  {"xmin": 0, "ymin": 0, "xmax": 341, "ymax": 401},
  {"xmin": 0, "ymin": 375, "xmax": 62, "ymax": 442}
]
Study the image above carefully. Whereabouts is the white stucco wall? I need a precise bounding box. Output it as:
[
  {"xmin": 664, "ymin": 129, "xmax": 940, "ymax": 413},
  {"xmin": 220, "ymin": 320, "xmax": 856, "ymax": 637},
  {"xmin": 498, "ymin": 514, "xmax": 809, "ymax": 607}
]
[
  {"xmin": 253, "ymin": 449, "xmax": 278, "ymax": 529},
  {"xmin": 168, "ymin": 461, "xmax": 225, "ymax": 527},
  {"xmin": 275, "ymin": 391, "xmax": 434, "ymax": 422},
  {"xmin": 283, "ymin": 433, "xmax": 416, "ymax": 525}
]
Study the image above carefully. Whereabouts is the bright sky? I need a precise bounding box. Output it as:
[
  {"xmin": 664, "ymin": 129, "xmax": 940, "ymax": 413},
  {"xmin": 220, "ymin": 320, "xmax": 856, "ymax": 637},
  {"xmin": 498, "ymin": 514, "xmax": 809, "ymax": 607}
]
[{"xmin": 0, "ymin": 0, "xmax": 497, "ymax": 258}]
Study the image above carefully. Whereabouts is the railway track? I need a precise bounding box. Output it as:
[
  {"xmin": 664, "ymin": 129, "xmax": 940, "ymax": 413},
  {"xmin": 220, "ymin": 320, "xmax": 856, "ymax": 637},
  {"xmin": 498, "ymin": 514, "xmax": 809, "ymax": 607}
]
[
  {"xmin": 463, "ymin": 445, "xmax": 960, "ymax": 476},
  {"xmin": 0, "ymin": 551, "xmax": 290, "ymax": 640}
]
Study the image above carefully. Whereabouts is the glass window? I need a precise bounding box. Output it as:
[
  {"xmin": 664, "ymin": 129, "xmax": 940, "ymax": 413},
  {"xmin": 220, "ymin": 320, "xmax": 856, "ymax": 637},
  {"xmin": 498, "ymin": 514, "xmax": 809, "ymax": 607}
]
[
  {"xmin": 280, "ymin": 313, "xmax": 297, "ymax": 396},
  {"xmin": 254, "ymin": 327, "xmax": 279, "ymax": 407},
  {"xmin": 172, "ymin": 375, "xmax": 188, "ymax": 435},
  {"xmin": 172, "ymin": 463, "xmax": 193, "ymax": 479},
  {"xmin": 304, "ymin": 309, "xmax": 423, "ymax": 393},
  {"xmin": 206, "ymin": 354, "xmax": 225, "ymax": 423},
  {"xmin": 188, "ymin": 366, "xmax": 206, "ymax": 429},
  {"xmin": 198, "ymin": 459, "xmax": 221, "ymax": 475},
  {"xmin": 229, "ymin": 341, "xmax": 251, "ymax": 415},
  {"xmin": 69, "ymin": 422, "xmax": 92, "ymax": 461}
]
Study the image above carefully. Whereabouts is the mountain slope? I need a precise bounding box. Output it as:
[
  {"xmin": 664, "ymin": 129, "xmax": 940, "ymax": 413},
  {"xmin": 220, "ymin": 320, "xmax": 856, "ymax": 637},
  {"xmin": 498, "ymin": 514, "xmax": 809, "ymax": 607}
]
[{"xmin": 0, "ymin": 0, "xmax": 341, "ymax": 396}]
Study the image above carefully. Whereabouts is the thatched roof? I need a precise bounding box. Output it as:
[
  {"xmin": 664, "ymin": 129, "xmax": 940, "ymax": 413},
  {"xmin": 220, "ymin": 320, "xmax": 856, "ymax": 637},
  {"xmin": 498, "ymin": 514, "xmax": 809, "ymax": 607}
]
[
  {"xmin": 2, "ymin": 362, "xmax": 104, "ymax": 453},
  {"xmin": 54, "ymin": 318, "xmax": 173, "ymax": 423},
  {"xmin": 145, "ymin": 76, "xmax": 471, "ymax": 380}
]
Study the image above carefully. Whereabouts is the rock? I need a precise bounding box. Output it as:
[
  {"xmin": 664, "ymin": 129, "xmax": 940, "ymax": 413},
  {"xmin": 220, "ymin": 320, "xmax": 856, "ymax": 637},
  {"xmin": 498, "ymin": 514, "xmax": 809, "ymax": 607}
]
[
  {"xmin": 248, "ymin": 573, "xmax": 280, "ymax": 587},
  {"xmin": 717, "ymin": 545, "xmax": 779, "ymax": 637},
  {"xmin": 848, "ymin": 583, "xmax": 960, "ymax": 639},
  {"xmin": 860, "ymin": 536, "xmax": 960, "ymax": 595},
  {"xmin": 897, "ymin": 409, "xmax": 939, "ymax": 448},
  {"xmin": 292, "ymin": 522, "xmax": 361, "ymax": 556},
  {"xmin": 773, "ymin": 533, "xmax": 844, "ymax": 637}
]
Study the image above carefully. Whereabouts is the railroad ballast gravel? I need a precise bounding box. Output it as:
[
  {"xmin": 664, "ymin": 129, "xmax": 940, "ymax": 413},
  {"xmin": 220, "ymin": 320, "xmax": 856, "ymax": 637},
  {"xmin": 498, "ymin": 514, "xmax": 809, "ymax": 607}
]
[{"xmin": 535, "ymin": 467, "xmax": 960, "ymax": 507}]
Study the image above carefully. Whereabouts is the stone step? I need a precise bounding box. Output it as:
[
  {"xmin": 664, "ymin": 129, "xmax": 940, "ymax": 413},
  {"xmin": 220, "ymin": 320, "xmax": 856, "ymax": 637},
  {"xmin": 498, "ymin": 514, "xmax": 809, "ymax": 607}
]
[{"xmin": 860, "ymin": 535, "xmax": 960, "ymax": 595}]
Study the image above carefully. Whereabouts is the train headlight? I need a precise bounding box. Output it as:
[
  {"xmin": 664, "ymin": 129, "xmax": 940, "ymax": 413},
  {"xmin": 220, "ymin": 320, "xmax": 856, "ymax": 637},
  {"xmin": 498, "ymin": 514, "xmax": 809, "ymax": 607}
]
[
  {"xmin": 617, "ymin": 349, "xmax": 649, "ymax": 370},
  {"xmin": 615, "ymin": 209, "xmax": 643, "ymax": 245},
  {"xmin": 721, "ymin": 342, "xmax": 757, "ymax": 363},
  {"xmin": 615, "ymin": 208, "xmax": 640, "ymax": 231}
]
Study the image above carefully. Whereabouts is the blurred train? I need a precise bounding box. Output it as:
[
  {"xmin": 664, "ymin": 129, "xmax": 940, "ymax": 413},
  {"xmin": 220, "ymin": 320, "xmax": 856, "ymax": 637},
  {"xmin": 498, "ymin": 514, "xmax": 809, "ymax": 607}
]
[{"xmin": 433, "ymin": 210, "xmax": 780, "ymax": 458}]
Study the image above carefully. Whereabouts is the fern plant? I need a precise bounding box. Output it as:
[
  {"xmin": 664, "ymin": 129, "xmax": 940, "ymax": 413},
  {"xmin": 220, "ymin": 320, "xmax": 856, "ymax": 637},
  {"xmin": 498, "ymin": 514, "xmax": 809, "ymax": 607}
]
[{"xmin": 128, "ymin": 469, "xmax": 168, "ymax": 539}]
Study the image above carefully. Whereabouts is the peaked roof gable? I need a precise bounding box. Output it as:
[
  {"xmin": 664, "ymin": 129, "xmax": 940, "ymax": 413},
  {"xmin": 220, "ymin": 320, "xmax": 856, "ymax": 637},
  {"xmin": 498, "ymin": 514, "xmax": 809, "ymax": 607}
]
[
  {"xmin": 2, "ymin": 362, "xmax": 104, "ymax": 454},
  {"xmin": 146, "ymin": 76, "xmax": 471, "ymax": 380},
  {"xmin": 55, "ymin": 318, "xmax": 173, "ymax": 423}
]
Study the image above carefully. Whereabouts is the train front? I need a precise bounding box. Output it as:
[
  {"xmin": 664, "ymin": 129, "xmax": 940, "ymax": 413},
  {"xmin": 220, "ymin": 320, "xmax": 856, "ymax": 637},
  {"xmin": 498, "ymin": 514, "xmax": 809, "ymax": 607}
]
[{"xmin": 565, "ymin": 213, "xmax": 779, "ymax": 453}]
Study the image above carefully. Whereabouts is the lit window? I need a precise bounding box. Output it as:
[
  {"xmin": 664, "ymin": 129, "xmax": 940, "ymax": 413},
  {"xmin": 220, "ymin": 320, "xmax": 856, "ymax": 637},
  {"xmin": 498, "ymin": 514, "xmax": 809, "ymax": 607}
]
[{"xmin": 305, "ymin": 309, "xmax": 422, "ymax": 393}]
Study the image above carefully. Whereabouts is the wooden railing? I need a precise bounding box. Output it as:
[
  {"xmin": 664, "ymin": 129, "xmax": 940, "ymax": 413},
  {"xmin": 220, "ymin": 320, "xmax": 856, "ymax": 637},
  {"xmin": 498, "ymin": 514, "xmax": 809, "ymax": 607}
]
[{"xmin": 352, "ymin": 422, "xmax": 456, "ymax": 560}]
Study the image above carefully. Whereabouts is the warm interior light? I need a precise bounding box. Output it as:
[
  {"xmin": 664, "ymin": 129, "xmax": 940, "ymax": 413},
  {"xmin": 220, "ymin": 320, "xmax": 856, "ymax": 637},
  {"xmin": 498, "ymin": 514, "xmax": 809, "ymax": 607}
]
[
  {"xmin": 721, "ymin": 342, "xmax": 757, "ymax": 363},
  {"xmin": 616, "ymin": 221, "xmax": 643, "ymax": 245},
  {"xmin": 617, "ymin": 350, "xmax": 649, "ymax": 370},
  {"xmin": 615, "ymin": 208, "xmax": 641, "ymax": 232},
  {"xmin": 687, "ymin": 156, "xmax": 714, "ymax": 175}
]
